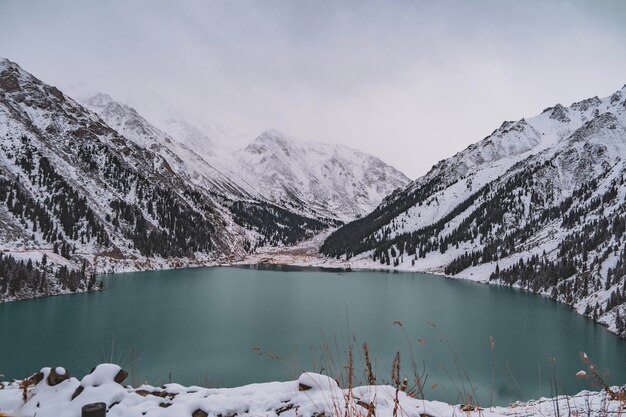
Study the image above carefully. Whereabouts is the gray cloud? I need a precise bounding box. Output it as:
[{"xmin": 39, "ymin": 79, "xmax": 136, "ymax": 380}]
[{"xmin": 2, "ymin": 0, "xmax": 626, "ymax": 178}]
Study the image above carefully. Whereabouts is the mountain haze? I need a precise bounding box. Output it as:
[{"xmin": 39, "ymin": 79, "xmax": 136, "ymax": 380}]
[{"xmin": 82, "ymin": 93, "xmax": 409, "ymax": 222}]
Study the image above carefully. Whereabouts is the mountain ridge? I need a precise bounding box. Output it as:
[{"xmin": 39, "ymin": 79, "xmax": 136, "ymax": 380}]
[{"xmin": 82, "ymin": 92, "xmax": 410, "ymax": 222}]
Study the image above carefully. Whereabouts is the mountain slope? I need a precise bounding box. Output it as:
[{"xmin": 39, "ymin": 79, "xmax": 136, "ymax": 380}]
[
  {"xmin": 322, "ymin": 84, "xmax": 626, "ymax": 338},
  {"xmin": 121, "ymin": 90, "xmax": 251, "ymax": 156},
  {"xmin": 0, "ymin": 58, "xmax": 408, "ymax": 301},
  {"xmin": 82, "ymin": 93, "xmax": 257, "ymax": 199},
  {"xmin": 82, "ymin": 94, "xmax": 410, "ymax": 222},
  {"xmin": 0, "ymin": 58, "xmax": 252, "ymax": 300},
  {"xmin": 80, "ymin": 93, "xmax": 340, "ymax": 246},
  {"xmin": 234, "ymin": 130, "xmax": 410, "ymax": 221}
]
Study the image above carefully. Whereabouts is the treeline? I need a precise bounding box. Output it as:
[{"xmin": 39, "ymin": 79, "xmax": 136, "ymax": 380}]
[
  {"xmin": 230, "ymin": 201, "xmax": 332, "ymax": 247},
  {"xmin": 486, "ymin": 176, "xmax": 626, "ymax": 337},
  {"xmin": 321, "ymin": 175, "xmax": 453, "ymax": 257},
  {"xmin": 444, "ymin": 170, "xmax": 622, "ymax": 274},
  {"xmin": 326, "ymin": 162, "xmax": 554, "ymax": 267},
  {"xmin": 3, "ymin": 133, "xmax": 222, "ymax": 259},
  {"xmin": 0, "ymin": 253, "xmax": 98, "ymax": 301},
  {"xmin": 4, "ymin": 137, "xmax": 111, "ymax": 248},
  {"xmin": 74, "ymin": 133, "xmax": 218, "ymax": 257},
  {"xmin": 322, "ymin": 160, "xmax": 562, "ymax": 261}
]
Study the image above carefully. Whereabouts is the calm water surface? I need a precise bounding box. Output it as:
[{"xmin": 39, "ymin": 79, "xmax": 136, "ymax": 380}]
[{"xmin": 1, "ymin": 266, "xmax": 625, "ymax": 405}]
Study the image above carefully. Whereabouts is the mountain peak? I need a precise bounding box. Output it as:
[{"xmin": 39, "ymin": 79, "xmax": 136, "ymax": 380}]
[
  {"xmin": 257, "ymin": 129, "xmax": 294, "ymax": 142},
  {"xmin": 84, "ymin": 92, "xmax": 114, "ymax": 107},
  {"xmin": 0, "ymin": 58, "xmax": 29, "ymax": 93},
  {"xmin": 245, "ymin": 129, "xmax": 294, "ymax": 156},
  {"xmin": 0, "ymin": 57, "xmax": 21, "ymax": 72},
  {"xmin": 571, "ymin": 96, "xmax": 602, "ymax": 112},
  {"xmin": 83, "ymin": 92, "xmax": 142, "ymax": 119},
  {"xmin": 548, "ymin": 103, "xmax": 570, "ymax": 123}
]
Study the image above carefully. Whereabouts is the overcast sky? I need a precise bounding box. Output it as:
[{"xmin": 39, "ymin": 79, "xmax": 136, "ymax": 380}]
[{"xmin": 1, "ymin": 1, "xmax": 626, "ymax": 178}]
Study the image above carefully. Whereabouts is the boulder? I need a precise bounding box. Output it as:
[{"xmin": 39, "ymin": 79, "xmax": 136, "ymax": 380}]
[
  {"xmin": 114, "ymin": 369, "xmax": 129, "ymax": 384},
  {"xmin": 71, "ymin": 386, "xmax": 84, "ymax": 400},
  {"xmin": 47, "ymin": 367, "xmax": 69, "ymax": 386}
]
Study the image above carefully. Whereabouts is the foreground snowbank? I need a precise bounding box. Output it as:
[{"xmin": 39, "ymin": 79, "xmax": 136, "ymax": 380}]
[{"xmin": 1, "ymin": 364, "xmax": 624, "ymax": 417}]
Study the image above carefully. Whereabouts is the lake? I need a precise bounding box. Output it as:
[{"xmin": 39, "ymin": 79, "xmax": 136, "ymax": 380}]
[{"xmin": 1, "ymin": 266, "xmax": 624, "ymax": 405}]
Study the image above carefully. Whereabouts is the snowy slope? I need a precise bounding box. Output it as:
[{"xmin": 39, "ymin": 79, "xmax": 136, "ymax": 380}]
[
  {"xmin": 82, "ymin": 94, "xmax": 410, "ymax": 221},
  {"xmin": 0, "ymin": 58, "xmax": 409, "ymax": 301},
  {"xmin": 234, "ymin": 129, "xmax": 410, "ymax": 221},
  {"xmin": 2, "ymin": 364, "xmax": 624, "ymax": 417},
  {"xmin": 0, "ymin": 58, "xmax": 252, "ymax": 299},
  {"xmin": 322, "ymin": 84, "xmax": 626, "ymax": 338},
  {"xmin": 122, "ymin": 90, "xmax": 251, "ymax": 155},
  {"xmin": 377, "ymin": 95, "xmax": 619, "ymax": 236},
  {"xmin": 82, "ymin": 93, "xmax": 257, "ymax": 199}
]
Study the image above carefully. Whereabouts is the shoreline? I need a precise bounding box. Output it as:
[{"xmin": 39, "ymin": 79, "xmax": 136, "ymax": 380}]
[
  {"xmin": 0, "ymin": 244, "xmax": 626, "ymax": 417},
  {"xmin": 2, "ymin": 232, "xmax": 625, "ymax": 342}
]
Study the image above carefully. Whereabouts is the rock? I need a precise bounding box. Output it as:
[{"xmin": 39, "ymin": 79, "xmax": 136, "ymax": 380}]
[
  {"xmin": 71, "ymin": 386, "xmax": 84, "ymax": 400},
  {"xmin": 276, "ymin": 404, "xmax": 294, "ymax": 415},
  {"xmin": 135, "ymin": 390, "xmax": 151, "ymax": 397},
  {"xmin": 29, "ymin": 372, "xmax": 44, "ymax": 386},
  {"xmin": 114, "ymin": 369, "xmax": 129, "ymax": 384},
  {"xmin": 47, "ymin": 367, "xmax": 69, "ymax": 386},
  {"xmin": 134, "ymin": 389, "xmax": 177, "ymax": 399},
  {"xmin": 460, "ymin": 404, "xmax": 481, "ymax": 412},
  {"xmin": 192, "ymin": 409, "xmax": 208, "ymax": 417},
  {"xmin": 297, "ymin": 373, "xmax": 340, "ymax": 393},
  {"xmin": 81, "ymin": 402, "xmax": 106, "ymax": 417}
]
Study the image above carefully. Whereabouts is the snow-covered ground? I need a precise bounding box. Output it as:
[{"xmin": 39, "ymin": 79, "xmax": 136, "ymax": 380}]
[
  {"xmin": 1, "ymin": 364, "xmax": 624, "ymax": 417},
  {"xmin": 237, "ymin": 228, "xmax": 515, "ymax": 277}
]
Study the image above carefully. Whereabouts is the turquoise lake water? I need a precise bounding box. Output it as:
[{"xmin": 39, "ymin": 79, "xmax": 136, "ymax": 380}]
[{"xmin": 1, "ymin": 265, "xmax": 624, "ymax": 405}]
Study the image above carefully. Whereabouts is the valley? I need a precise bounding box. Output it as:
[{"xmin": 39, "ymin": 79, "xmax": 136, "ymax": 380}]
[
  {"xmin": 3, "ymin": 3, "xmax": 626, "ymax": 416},
  {"xmin": 2, "ymin": 57, "xmax": 626, "ymax": 341}
]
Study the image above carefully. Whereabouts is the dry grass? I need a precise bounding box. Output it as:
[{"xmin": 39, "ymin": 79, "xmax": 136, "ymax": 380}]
[
  {"xmin": 91, "ymin": 339, "xmax": 140, "ymax": 386},
  {"xmin": 579, "ymin": 352, "xmax": 626, "ymax": 405},
  {"xmin": 312, "ymin": 343, "xmax": 625, "ymax": 417}
]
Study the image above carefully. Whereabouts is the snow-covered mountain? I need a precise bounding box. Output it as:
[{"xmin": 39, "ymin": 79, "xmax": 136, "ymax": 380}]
[
  {"xmin": 0, "ymin": 59, "xmax": 409, "ymax": 301},
  {"xmin": 0, "ymin": 59, "xmax": 262, "ymax": 300},
  {"xmin": 82, "ymin": 93, "xmax": 257, "ymax": 199},
  {"xmin": 121, "ymin": 90, "xmax": 251, "ymax": 156},
  {"xmin": 82, "ymin": 94, "xmax": 409, "ymax": 221},
  {"xmin": 80, "ymin": 93, "xmax": 341, "ymax": 249},
  {"xmin": 322, "ymin": 84, "xmax": 626, "ymax": 338},
  {"xmin": 234, "ymin": 130, "xmax": 409, "ymax": 221},
  {"xmin": 0, "ymin": 57, "xmax": 254, "ymax": 253}
]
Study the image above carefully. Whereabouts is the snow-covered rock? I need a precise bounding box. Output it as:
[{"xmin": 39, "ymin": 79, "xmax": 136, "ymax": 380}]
[{"xmin": 1, "ymin": 365, "xmax": 624, "ymax": 417}]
